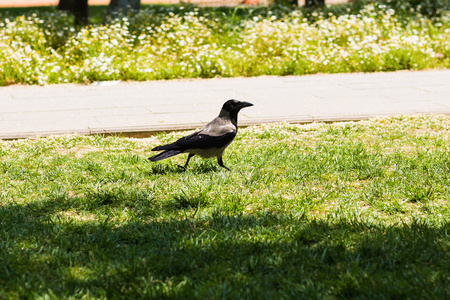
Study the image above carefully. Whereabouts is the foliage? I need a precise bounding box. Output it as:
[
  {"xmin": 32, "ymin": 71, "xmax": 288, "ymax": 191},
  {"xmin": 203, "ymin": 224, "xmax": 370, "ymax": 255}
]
[
  {"xmin": 0, "ymin": 2, "xmax": 449, "ymax": 85},
  {"xmin": 0, "ymin": 115, "xmax": 449, "ymax": 298},
  {"xmin": 376, "ymin": 0, "xmax": 449, "ymax": 18}
]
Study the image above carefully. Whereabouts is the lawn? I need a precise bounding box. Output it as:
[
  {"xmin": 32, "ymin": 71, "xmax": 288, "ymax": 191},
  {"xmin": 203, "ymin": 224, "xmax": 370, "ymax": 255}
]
[
  {"xmin": 0, "ymin": 0, "xmax": 449, "ymax": 85},
  {"xmin": 1, "ymin": 115, "xmax": 449, "ymax": 298}
]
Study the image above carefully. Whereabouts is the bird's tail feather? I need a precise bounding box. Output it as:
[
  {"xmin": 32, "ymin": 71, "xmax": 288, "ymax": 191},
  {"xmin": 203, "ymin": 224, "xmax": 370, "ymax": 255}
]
[
  {"xmin": 148, "ymin": 150, "xmax": 181, "ymax": 162},
  {"xmin": 152, "ymin": 143, "xmax": 177, "ymax": 151}
]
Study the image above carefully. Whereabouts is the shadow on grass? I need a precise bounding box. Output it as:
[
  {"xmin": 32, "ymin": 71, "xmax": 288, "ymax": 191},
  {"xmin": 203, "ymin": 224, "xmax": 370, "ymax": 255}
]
[
  {"xmin": 146, "ymin": 163, "xmax": 186, "ymax": 175},
  {"xmin": 146, "ymin": 161, "xmax": 221, "ymax": 175},
  {"xmin": 0, "ymin": 196, "xmax": 449, "ymax": 299},
  {"xmin": 164, "ymin": 192, "xmax": 209, "ymax": 211}
]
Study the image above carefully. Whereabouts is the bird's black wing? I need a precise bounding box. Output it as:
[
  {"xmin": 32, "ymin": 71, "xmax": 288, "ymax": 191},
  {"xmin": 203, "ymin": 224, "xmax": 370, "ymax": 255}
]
[
  {"xmin": 152, "ymin": 131, "xmax": 236, "ymax": 151},
  {"xmin": 176, "ymin": 131, "xmax": 236, "ymax": 150}
]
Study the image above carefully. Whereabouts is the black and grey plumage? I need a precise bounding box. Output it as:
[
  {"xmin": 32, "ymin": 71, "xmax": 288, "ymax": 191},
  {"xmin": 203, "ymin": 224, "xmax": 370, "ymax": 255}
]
[{"xmin": 148, "ymin": 99, "xmax": 254, "ymax": 170}]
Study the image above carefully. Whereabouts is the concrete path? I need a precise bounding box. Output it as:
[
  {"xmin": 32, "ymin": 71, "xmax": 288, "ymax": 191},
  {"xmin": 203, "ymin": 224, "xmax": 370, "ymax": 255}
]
[{"xmin": 1, "ymin": 69, "xmax": 449, "ymax": 139}]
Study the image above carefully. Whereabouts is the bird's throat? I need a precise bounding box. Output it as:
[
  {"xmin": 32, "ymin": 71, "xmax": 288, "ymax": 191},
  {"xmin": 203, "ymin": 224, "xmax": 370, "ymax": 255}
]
[{"xmin": 219, "ymin": 109, "xmax": 238, "ymax": 126}]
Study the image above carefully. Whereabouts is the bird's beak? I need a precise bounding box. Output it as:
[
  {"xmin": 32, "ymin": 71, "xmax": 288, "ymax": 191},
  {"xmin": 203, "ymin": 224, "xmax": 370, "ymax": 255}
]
[{"xmin": 240, "ymin": 101, "xmax": 254, "ymax": 108}]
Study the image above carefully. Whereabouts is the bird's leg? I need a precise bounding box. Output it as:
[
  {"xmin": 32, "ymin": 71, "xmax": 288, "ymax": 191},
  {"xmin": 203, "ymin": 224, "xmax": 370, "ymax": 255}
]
[
  {"xmin": 177, "ymin": 153, "xmax": 195, "ymax": 169},
  {"xmin": 217, "ymin": 156, "xmax": 230, "ymax": 171},
  {"xmin": 184, "ymin": 153, "xmax": 195, "ymax": 168}
]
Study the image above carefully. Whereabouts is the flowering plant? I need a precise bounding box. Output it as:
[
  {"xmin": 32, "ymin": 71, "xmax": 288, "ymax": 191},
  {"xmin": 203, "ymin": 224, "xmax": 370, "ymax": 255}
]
[{"xmin": 0, "ymin": 3, "xmax": 448, "ymax": 86}]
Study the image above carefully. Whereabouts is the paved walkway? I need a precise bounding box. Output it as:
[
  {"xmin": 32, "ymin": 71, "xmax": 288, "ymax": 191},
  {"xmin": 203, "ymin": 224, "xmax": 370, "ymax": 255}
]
[{"xmin": 1, "ymin": 70, "xmax": 449, "ymax": 139}]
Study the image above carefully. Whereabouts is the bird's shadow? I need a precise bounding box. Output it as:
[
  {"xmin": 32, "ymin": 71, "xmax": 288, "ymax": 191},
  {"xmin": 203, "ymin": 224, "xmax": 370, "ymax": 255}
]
[
  {"xmin": 145, "ymin": 161, "xmax": 221, "ymax": 175},
  {"xmin": 145, "ymin": 163, "xmax": 185, "ymax": 175},
  {"xmin": 191, "ymin": 161, "xmax": 222, "ymax": 174}
]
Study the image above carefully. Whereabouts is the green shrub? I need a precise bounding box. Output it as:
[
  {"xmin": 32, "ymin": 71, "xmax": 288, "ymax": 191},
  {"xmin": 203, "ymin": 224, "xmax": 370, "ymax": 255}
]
[
  {"xmin": 0, "ymin": 2, "xmax": 448, "ymax": 85},
  {"xmin": 378, "ymin": 0, "xmax": 449, "ymax": 18}
]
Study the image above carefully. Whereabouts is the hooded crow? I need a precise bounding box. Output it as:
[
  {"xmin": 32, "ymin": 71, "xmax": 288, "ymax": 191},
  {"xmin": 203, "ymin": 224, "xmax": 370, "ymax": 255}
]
[{"xmin": 148, "ymin": 99, "xmax": 253, "ymax": 170}]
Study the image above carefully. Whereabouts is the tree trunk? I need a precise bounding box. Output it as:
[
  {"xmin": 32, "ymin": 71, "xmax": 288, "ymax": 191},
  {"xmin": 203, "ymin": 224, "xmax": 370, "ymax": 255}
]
[
  {"xmin": 305, "ymin": 0, "xmax": 325, "ymax": 7},
  {"xmin": 105, "ymin": 0, "xmax": 141, "ymax": 20},
  {"xmin": 58, "ymin": 0, "xmax": 88, "ymax": 26}
]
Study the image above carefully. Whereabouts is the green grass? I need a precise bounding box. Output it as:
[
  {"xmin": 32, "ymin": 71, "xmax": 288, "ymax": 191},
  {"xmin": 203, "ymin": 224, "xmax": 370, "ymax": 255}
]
[
  {"xmin": 0, "ymin": 1, "xmax": 448, "ymax": 85},
  {"xmin": 1, "ymin": 115, "xmax": 449, "ymax": 298}
]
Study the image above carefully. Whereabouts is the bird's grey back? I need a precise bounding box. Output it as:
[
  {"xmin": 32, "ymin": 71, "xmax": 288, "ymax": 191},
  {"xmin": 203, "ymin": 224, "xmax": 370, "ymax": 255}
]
[{"xmin": 199, "ymin": 116, "xmax": 236, "ymax": 137}]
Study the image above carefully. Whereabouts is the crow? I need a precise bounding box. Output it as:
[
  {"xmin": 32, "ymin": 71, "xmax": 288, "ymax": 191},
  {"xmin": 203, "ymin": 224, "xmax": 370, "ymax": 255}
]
[{"xmin": 148, "ymin": 99, "xmax": 253, "ymax": 170}]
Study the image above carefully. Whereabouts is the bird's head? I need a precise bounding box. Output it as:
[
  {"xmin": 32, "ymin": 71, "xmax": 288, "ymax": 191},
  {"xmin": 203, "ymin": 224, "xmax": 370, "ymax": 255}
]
[
  {"xmin": 222, "ymin": 99, "xmax": 254, "ymax": 113},
  {"xmin": 219, "ymin": 99, "xmax": 253, "ymax": 124}
]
